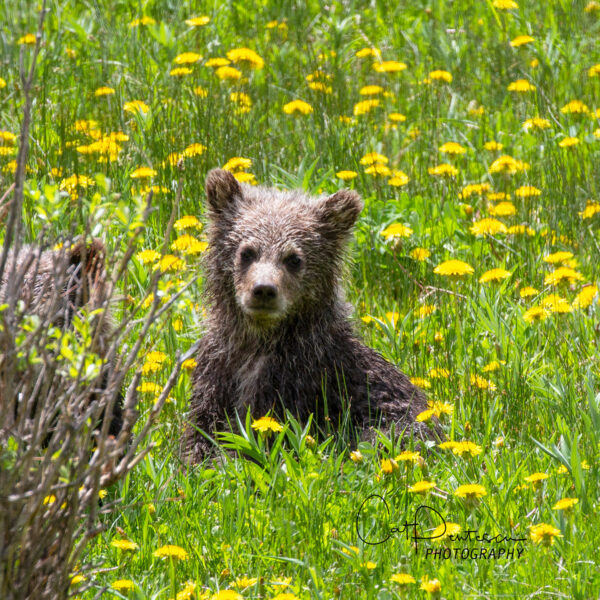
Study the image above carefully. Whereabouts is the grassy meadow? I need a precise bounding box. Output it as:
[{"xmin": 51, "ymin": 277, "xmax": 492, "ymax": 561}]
[{"xmin": 2, "ymin": 0, "xmax": 600, "ymax": 597}]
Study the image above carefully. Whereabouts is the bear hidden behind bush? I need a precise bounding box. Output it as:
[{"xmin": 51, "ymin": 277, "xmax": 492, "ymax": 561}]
[{"xmin": 185, "ymin": 169, "xmax": 434, "ymax": 461}]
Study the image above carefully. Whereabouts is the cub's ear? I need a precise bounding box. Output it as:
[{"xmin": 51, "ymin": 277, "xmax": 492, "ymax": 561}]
[
  {"xmin": 69, "ymin": 238, "xmax": 106, "ymax": 277},
  {"xmin": 317, "ymin": 189, "xmax": 363, "ymax": 236},
  {"xmin": 205, "ymin": 168, "xmax": 243, "ymax": 216}
]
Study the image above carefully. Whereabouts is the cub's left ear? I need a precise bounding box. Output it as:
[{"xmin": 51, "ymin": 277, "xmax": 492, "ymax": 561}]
[{"xmin": 317, "ymin": 189, "xmax": 363, "ymax": 235}]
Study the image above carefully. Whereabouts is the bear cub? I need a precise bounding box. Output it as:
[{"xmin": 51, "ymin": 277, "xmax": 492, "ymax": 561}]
[{"xmin": 185, "ymin": 169, "xmax": 432, "ymax": 461}]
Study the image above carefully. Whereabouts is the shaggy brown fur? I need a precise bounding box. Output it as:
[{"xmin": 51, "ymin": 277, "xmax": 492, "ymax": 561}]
[
  {"xmin": 185, "ymin": 169, "xmax": 434, "ymax": 461},
  {"xmin": 0, "ymin": 238, "xmax": 123, "ymax": 436}
]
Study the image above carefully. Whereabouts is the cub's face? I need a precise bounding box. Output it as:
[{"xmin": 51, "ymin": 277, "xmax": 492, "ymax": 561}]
[{"xmin": 204, "ymin": 169, "xmax": 363, "ymax": 329}]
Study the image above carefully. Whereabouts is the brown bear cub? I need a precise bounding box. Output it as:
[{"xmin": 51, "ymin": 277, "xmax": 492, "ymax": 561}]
[
  {"xmin": 185, "ymin": 169, "xmax": 432, "ymax": 461},
  {"xmin": 0, "ymin": 238, "xmax": 123, "ymax": 437}
]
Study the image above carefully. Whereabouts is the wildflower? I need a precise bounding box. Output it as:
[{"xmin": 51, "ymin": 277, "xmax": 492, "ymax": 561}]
[
  {"xmin": 308, "ymin": 81, "xmax": 332, "ymax": 93},
  {"xmin": 171, "ymin": 235, "xmax": 207, "ymax": 255},
  {"xmin": 381, "ymin": 458, "xmax": 399, "ymax": 474},
  {"xmin": 372, "ymin": 60, "xmax": 407, "ymax": 73},
  {"xmin": 524, "ymin": 472, "xmax": 549, "ymax": 485},
  {"xmin": 417, "ymin": 304, "xmax": 436, "ymax": 318},
  {"xmin": 429, "ymin": 69, "xmax": 452, "ymax": 83},
  {"xmin": 183, "ymin": 143, "xmax": 207, "ymax": 158},
  {"xmin": 558, "ymin": 137, "xmax": 579, "ymax": 147},
  {"xmin": 356, "ymin": 47, "xmax": 381, "ymax": 58},
  {"xmin": 434, "ymin": 259, "xmax": 474, "ymax": 276},
  {"xmin": 350, "ymin": 450, "xmax": 364, "ymax": 463},
  {"xmin": 580, "ymin": 201, "xmax": 600, "ymax": 219},
  {"xmin": 388, "ymin": 112, "xmax": 406, "ymax": 122},
  {"xmin": 543, "ymin": 294, "xmax": 572, "ymax": 313},
  {"xmin": 153, "ymin": 545, "xmax": 189, "ymax": 560},
  {"xmin": 573, "ymin": 285, "xmax": 598, "ymax": 308},
  {"xmin": 489, "ymin": 201, "xmax": 516, "ymax": 217},
  {"xmin": 515, "ymin": 185, "xmax": 541, "ymax": 198},
  {"xmin": 112, "ymin": 579, "xmax": 135, "ymax": 591},
  {"xmin": 111, "ymin": 539, "xmax": 139, "ymax": 551},
  {"xmin": 430, "ymin": 400, "xmax": 453, "ymax": 415},
  {"xmin": 336, "ymin": 170, "xmax": 358, "ymax": 180},
  {"xmin": 222, "ymin": 157, "xmax": 252, "ymax": 172},
  {"xmin": 410, "ymin": 377, "xmax": 431, "ymax": 388},
  {"xmin": 353, "ymin": 99, "xmax": 380, "ymax": 115},
  {"xmin": 226, "ymin": 47, "xmax": 264, "ymax": 69},
  {"xmin": 410, "ymin": 248, "xmax": 430, "ymax": 261},
  {"xmin": 251, "ymin": 416, "xmax": 283, "ymax": 433},
  {"xmin": 416, "ymin": 409, "xmax": 435, "ymax": 422},
  {"xmin": 560, "ymin": 100, "xmax": 589, "ymax": 114},
  {"xmin": 215, "ymin": 66, "xmax": 242, "ymax": 80},
  {"xmin": 479, "ymin": 268, "xmax": 511, "ymax": 283},
  {"xmin": 470, "ymin": 218, "xmax": 508, "ymax": 236},
  {"xmin": 529, "ymin": 523, "xmax": 562, "ymax": 546},
  {"xmin": 553, "ymin": 497, "xmax": 578, "ymax": 511},
  {"xmin": 544, "ymin": 267, "xmax": 584, "ymax": 285},
  {"xmin": 129, "ymin": 16, "xmax": 156, "ymax": 27},
  {"xmin": 510, "ymin": 35, "xmax": 535, "ymax": 47},
  {"xmin": 175, "ymin": 215, "xmax": 202, "ymax": 231},
  {"xmin": 523, "ymin": 306, "xmax": 547, "ymax": 322},
  {"xmin": 233, "ymin": 577, "xmax": 258, "ymax": 589},
  {"xmin": 70, "ymin": 574, "xmax": 86, "ymax": 585},
  {"xmin": 519, "ymin": 286, "xmax": 539, "ymax": 298},
  {"xmin": 470, "ymin": 374, "xmax": 497, "ymax": 390},
  {"xmin": 206, "ymin": 58, "xmax": 230, "ymax": 68},
  {"xmin": 585, "ymin": 0, "xmax": 600, "ymax": 11},
  {"xmin": 381, "ymin": 223, "xmax": 413, "ymax": 239},
  {"xmin": 454, "ymin": 483, "xmax": 487, "ymax": 500},
  {"xmin": 186, "ymin": 16, "xmax": 210, "ymax": 26},
  {"xmin": 59, "ymin": 174, "xmax": 95, "ymax": 199},
  {"xmin": 94, "ymin": 86, "xmax": 115, "ymax": 97},
  {"xmin": 408, "ymin": 480, "xmax": 436, "ymax": 494},
  {"xmin": 428, "ymin": 163, "xmax": 458, "ymax": 177},
  {"xmin": 493, "ymin": 0, "xmax": 518, "ymax": 7},
  {"xmin": 364, "ymin": 163, "xmax": 391, "ymax": 176},
  {"xmin": 123, "ymin": 100, "xmax": 149, "ymax": 114},
  {"xmin": 508, "ymin": 79, "xmax": 536, "ymax": 92},
  {"xmin": 523, "ymin": 117, "xmax": 551, "ymax": 131},
  {"xmin": 170, "ymin": 66, "xmax": 192, "ymax": 77},
  {"xmin": 360, "ymin": 561, "xmax": 377, "ymax": 569},
  {"xmin": 156, "ymin": 255, "xmax": 185, "ymax": 272},
  {"xmin": 17, "ymin": 33, "xmax": 36, "ymax": 45},
  {"xmin": 439, "ymin": 141, "xmax": 466, "ymax": 154},
  {"xmin": 420, "ymin": 577, "xmax": 442, "ymax": 593},
  {"xmin": 130, "ymin": 167, "xmax": 157, "ymax": 179},
  {"xmin": 390, "ymin": 573, "xmax": 416, "ymax": 585},
  {"xmin": 0, "ymin": 78, "xmax": 6, "ymax": 89},
  {"xmin": 233, "ymin": 172, "xmax": 257, "ymax": 184},
  {"xmin": 432, "ymin": 522, "xmax": 462, "ymax": 541},
  {"xmin": 460, "ymin": 183, "xmax": 491, "ymax": 198},
  {"xmin": 360, "ymin": 85, "xmax": 384, "ymax": 95},
  {"xmin": 589, "ymin": 64, "xmax": 600, "ymax": 77},
  {"xmin": 136, "ymin": 249, "xmax": 161, "ymax": 264},
  {"xmin": 283, "ymin": 100, "xmax": 313, "ymax": 115},
  {"xmin": 543, "ymin": 251, "xmax": 573, "ymax": 264},
  {"xmin": 484, "ymin": 141, "xmax": 503, "ymax": 151},
  {"xmin": 211, "ymin": 591, "xmax": 243, "ymax": 600},
  {"xmin": 489, "ymin": 155, "xmax": 529, "ymax": 174},
  {"xmin": 360, "ymin": 152, "xmax": 388, "ymax": 165}
]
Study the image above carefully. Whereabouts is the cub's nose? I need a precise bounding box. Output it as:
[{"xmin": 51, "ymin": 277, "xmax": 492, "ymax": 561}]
[{"xmin": 252, "ymin": 283, "xmax": 277, "ymax": 301}]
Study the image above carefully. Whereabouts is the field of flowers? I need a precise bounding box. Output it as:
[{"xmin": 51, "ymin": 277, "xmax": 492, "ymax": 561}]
[{"xmin": 1, "ymin": 0, "xmax": 600, "ymax": 597}]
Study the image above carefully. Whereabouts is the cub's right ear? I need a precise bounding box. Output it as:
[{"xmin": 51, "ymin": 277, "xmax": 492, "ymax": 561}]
[{"xmin": 205, "ymin": 169, "xmax": 242, "ymax": 216}]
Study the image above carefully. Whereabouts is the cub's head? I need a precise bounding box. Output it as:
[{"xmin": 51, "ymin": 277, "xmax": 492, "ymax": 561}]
[{"xmin": 204, "ymin": 168, "xmax": 362, "ymax": 328}]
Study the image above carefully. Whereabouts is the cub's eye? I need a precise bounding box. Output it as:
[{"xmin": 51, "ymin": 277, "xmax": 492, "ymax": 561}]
[
  {"xmin": 239, "ymin": 247, "xmax": 257, "ymax": 266},
  {"xmin": 284, "ymin": 253, "xmax": 302, "ymax": 272}
]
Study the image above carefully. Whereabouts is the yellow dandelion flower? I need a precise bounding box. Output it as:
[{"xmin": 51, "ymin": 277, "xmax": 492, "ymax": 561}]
[
  {"xmin": 174, "ymin": 52, "xmax": 202, "ymax": 65},
  {"xmin": 308, "ymin": 81, "xmax": 332, "ymax": 93},
  {"xmin": 111, "ymin": 539, "xmax": 139, "ymax": 551},
  {"xmin": 391, "ymin": 573, "xmax": 416, "ymax": 585},
  {"xmin": 233, "ymin": 171, "xmax": 257, "ymax": 184},
  {"xmin": 508, "ymin": 79, "xmax": 536, "ymax": 92},
  {"xmin": 233, "ymin": 577, "xmax": 258, "ymax": 589},
  {"xmin": 283, "ymin": 100, "xmax": 313, "ymax": 115},
  {"xmin": 356, "ymin": 47, "xmax": 381, "ymax": 58},
  {"xmin": 175, "ymin": 215, "xmax": 202, "ymax": 231},
  {"xmin": 510, "ymin": 35, "xmax": 534, "ymax": 47},
  {"xmin": 70, "ymin": 574, "xmax": 86, "ymax": 585},
  {"xmin": 136, "ymin": 249, "xmax": 161, "ymax": 264},
  {"xmin": 543, "ymin": 251, "xmax": 573, "ymax": 264},
  {"xmin": 124, "ymin": 100, "xmax": 149, "ymax": 114},
  {"xmin": 484, "ymin": 140, "xmax": 503, "ymax": 151},
  {"xmin": 544, "ymin": 267, "xmax": 584, "ymax": 285},
  {"xmin": 489, "ymin": 154, "xmax": 529, "ymax": 174},
  {"xmin": 417, "ymin": 304, "xmax": 436, "ymax": 318},
  {"xmin": 560, "ymin": 100, "xmax": 589, "ymax": 114},
  {"xmin": 215, "ymin": 66, "xmax": 242, "ymax": 80},
  {"xmin": 222, "ymin": 157, "xmax": 252, "ymax": 172},
  {"xmin": 479, "ymin": 268, "xmax": 511, "ymax": 283},
  {"xmin": 359, "ymin": 85, "xmax": 384, "ymax": 95},
  {"xmin": 585, "ymin": 1, "xmax": 600, "ymax": 11},
  {"xmin": 432, "ymin": 522, "xmax": 461, "ymax": 541},
  {"xmin": 94, "ymin": 86, "xmax": 115, "ymax": 97},
  {"xmin": 428, "ymin": 163, "xmax": 458, "ymax": 177},
  {"xmin": 573, "ymin": 285, "xmax": 598, "ymax": 308},
  {"xmin": 579, "ymin": 201, "xmax": 600, "ymax": 219},
  {"xmin": 416, "ymin": 409, "xmax": 435, "ymax": 422},
  {"xmin": 559, "ymin": 137, "xmax": 579, "ymax": 147},
  {"xmin": 381, "ymin": 458, "xmax": 400, "ymax": 474},
  {"xmin": 186, "ymin": 16, "xmax": 210, "ymax": 27},
  {"xmin": 454, "ymin": 483, "xmax": 487, "ymax": 499},
  {"xmin": 360, "ymin": 152, "xmax": 388, "ymax": 165},
  {"xmin": 429, "ymin": 69, "xmax": 452, "ymax": 83},
  {"xmin": 171, "ymin": 234, "xmax": 207, "ymax": 255},
  {"xmin": 211, "ymin": 591, "xmax": 243, "ymax": 600},
  {"xmin": 420, "ymin": 577, "xmax": 442, "ymax": 593},
  {"xmin": 439, "ymin": 141, "xmax": 466, "ymax": 154},
  {"xmin": 434, "ymin": 259, "xmax": 474, "ymax": 276},
  {"xmin": 205, "ymin": 57, "xmax": 230, "ymax": 68},
  {"xmin": 17, "ymin": 33, "xmax": 37, "ymax": 45},
  {"xmin": 523, "ymin": 117, "xmax": 551, "ymax": 131},
  {"xmin": 524, "ymin": 472, "xmax": 549, "ymax": 484},
  {"xmin": 381, "ymin": 223, "xmax": 413, "ymax": 239},
  {"xmin": 470, "ymin": 374, "xmax": 497, "ymax": 390},
  {"xmin": 170, "ymin": 67, "xmax": 192, "ymax": 77},
  {"xmin": 251, "ymin": 416, "xmax": 283, "ymax": 433},
  {"xmin": 552, "ymin": 498, "xmax": 578, "ymax": 511},
  {"xmin": 451, "ymin": 441, "xmax": 483, "ymax": 457},
  {"xmin": 460, "ymin": 183, "xmax": 491, "ymax": 199},
  {"xmin": 529, "ymin": 523, "xmax": 562, "ymax": 546},
  {"xmin": 493, "ymin": 0, "xmax": 518, "ymax": 8},
  {"xmin": 408, "ymin": 480, "xmax": 436, "ymax": 494},
  {"xmin": 131, "ymin": 167, "xmax": 157, "ymax": 179},
  {"xmin": 226, "ymin": 47, "xmax": 264, "ymax": 69},
  {"xmin": 588, "ymin": 64, "xmax": 600, "ymax": 77},
  {"xmin": 156, "ymin": 254, "xmax": 185, "ymax": 272},
  {"xmin": 193, "ymin": 86, "xmax": 208, "ymax": 97},
  {"xmin": 129, "ymin": 16, "xmax": 156, "ymax": 27},
  {"xmin": 137, "ymin": 382, "xmax": 162, "ymax": 394},
  {"xmin": 364, "ymin": 163, "xmax": 391, "ymax": 176},
  {"xmin": 153, "ymin": 545, "xmax": 189, "ymax": 560},
  {"xmin": 489, "ymin": 201, "xmax": 516, "ymax": 217},
  {"xmin": 0, "ymin": 77, "xmax": 6, "ymax": 89},
  {"xmin": 410, "ymin": 247, "xmax": 430, "ymax": 261},
  {"xmin": 112, "ymin": 579, "xmax": 135, "ymax": 591},
  {"xmin": 0, "ymin": 130, "xmax": 16, "ymax": 143},
  {"xmin": 543, "ymin": 294, "xmax": 572, "ymax": 313},
  {"xmin": 487, "ymin": 192, "xmax": 510, "ymax": 201},
  {"xmin": 519, "ymin": 286, "xmax": 539, "ymax": 298},
  {"xmin": 183, "ymin": 143, "xmax": 207, "ymax": 158},
  {"xmin": 515, "ymin": 185, "xmax": 541, "ymax": 198},
  {"xmin": 360, "ymin": 561, "xmax": 377, "ymax": 570},
  {"xmin": 336, "ymin": 170, "xmax": 358, "ymax": 180},
  {"xmin": 372, "ymin": 60, "xmax": 407, "ymax": 73},
  {"xmin": 350, "ymin": 450, "xmax": 364, "ymax": 463},
  {"xmin": 395, "ymin": 450, "xmax": 421, "ymax": 463},
  {"xmin": 388, "ymin": 112, "xmax": 406, "ymax": 122},
  {"xmin": 353, "ymin": 99, "xmax": 380, "ymax": 115},
  {"xmin": 410, "ymin": 377, "xmax": 431, "ymax": 389},
  {"xmin": 523, "ymin": 306, "xmax": 547, "ymax": 322},
  {"xmin": 470, "ymin": 218, "xmax": 508, "ymax": 236},
  {"xmin": 182, "ymin": 358, "xmax": 197, "ymax": 371}
]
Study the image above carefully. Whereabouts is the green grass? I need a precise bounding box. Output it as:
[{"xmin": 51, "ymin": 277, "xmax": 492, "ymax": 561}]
[{"xmin": 1, "ymin": 0, "xmax": 600, "ymax": 597}]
